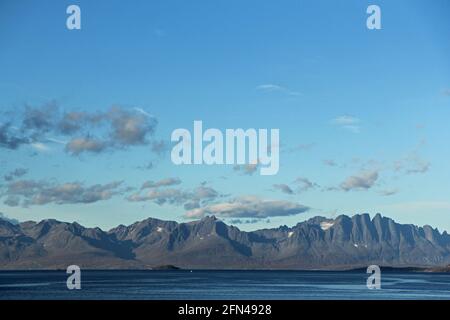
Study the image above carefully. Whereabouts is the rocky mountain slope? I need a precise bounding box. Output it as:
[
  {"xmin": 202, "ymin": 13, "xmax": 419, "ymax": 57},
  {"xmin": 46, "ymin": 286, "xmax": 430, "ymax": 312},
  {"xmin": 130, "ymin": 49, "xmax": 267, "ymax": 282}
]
[{"xmin": 1, "ymin": 213, "xmax": 450, "ymax": 270}]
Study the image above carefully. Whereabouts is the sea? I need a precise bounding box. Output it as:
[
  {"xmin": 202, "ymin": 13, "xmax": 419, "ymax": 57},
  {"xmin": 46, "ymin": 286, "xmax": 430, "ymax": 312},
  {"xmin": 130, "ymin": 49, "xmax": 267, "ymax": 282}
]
[{"xmin": 0, "ymin": 270, "xmax": 450, "ymax": 300}]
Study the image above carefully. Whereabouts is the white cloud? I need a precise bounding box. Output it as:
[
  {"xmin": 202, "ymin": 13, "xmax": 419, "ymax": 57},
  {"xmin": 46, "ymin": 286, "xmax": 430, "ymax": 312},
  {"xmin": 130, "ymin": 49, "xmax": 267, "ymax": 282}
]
[
  {"xmin": 256, "ymin": 84, "xmax": 301, "ymax": 96},
  {"xmin": 331, "ymin": 115, "xmax": 361, "ymax": 133},
  {"xmin": 332, "ymin": 115, "xmax": 360, "ymax": 126},
  {"xmin": 184, "ymin": 195, "xmax": 309, "ymax": 219},
  {"xmin": 31, "ymin": 142, "xmax": 50, "ymax": 152}
]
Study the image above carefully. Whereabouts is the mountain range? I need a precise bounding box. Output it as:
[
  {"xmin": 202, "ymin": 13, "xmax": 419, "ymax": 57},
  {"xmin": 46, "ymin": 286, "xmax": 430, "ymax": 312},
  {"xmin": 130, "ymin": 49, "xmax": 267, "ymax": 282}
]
[{"xmin": 1, "ymin": 213, "xmax": 450, "ymax": 270}]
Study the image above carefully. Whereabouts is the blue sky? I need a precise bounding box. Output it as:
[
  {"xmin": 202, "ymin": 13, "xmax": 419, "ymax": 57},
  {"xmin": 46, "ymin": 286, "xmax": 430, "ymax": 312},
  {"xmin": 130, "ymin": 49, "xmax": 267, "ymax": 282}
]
[{"xmin": 0, "ymin": 0, "xmax": 449, "ymax": 231}]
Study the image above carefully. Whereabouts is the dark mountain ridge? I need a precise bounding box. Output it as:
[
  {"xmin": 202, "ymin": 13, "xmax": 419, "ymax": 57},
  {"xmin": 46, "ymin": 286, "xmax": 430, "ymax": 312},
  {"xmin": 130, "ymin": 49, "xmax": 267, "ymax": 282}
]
[{"xmin": 1, "ymin": 213, "xmax": 450, "ymax": 270}]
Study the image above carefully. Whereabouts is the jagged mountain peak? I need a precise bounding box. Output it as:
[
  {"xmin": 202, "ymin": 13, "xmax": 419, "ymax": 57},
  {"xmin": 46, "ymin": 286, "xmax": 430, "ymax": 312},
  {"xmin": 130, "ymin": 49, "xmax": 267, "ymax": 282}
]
[{"xmin": 1, "ymin": 213, "xmax": 450, "ymax": 270}]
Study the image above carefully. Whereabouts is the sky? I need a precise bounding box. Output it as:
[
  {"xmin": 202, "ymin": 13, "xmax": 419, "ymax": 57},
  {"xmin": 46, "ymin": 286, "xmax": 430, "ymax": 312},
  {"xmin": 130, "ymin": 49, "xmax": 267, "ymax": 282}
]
[{"xmin": 0, "ymin": 0, "xmax": 449, "ymax": 232}]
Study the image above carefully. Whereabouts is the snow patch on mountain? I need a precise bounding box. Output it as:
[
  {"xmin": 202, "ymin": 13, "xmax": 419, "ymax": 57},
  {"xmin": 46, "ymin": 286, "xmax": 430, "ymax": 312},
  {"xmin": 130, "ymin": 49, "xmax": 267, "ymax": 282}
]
[{"xmin": 320, "ymin": 221, "xmax": 334, "ymax": 231}]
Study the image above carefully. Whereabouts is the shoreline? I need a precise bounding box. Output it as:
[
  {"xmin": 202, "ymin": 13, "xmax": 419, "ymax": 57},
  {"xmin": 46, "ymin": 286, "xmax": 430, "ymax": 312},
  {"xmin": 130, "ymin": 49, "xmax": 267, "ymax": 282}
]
[{"xmin": 0, "ymin": 266, "xmax": 448, "ymax": 273}]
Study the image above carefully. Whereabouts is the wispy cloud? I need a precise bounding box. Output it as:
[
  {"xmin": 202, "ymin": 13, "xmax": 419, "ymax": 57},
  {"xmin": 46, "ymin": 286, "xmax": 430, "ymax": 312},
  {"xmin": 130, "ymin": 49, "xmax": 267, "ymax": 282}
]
[
  {"xmin": 133, "ymin": 107, "xmax": 154, "ymax": 117},
  {"xmin": 4, "ymin": 168, "xmax": 28, "ymax": 181},
  {"xmin": 332, "ymin": 115, "xmax": 360, "ymax": 126},
  {"xmin": 379, "ymin": 188, "xmax": 399, "ymax": 196},
  {"xmin": 31, "ymin": 142, "xmax": 50, "ymax": 152},
  {"xmin": 127, "ymin": 185, "xmax": 220, "ymax": 208},
  {"xmin": 283, "ymin": 143, "xmax": 315, "ymax": 153},
  {"xmin": 394, "ymin": 153, "xmax": 430, "ymax": 175},
  {"xmin": 233, "ymin": 163, "xmax": 259, "ymax": 175},
  {"xmin": 65, "ymin": 136, "xmax": 107, "ymax": 155},
  {"xmin": 256, "ymin": 84, "xmax": 301, "ymax": 96},
  {"xmin": 136, "ymin": 161, "xmax": 154, "ymax": 171},
  {"xmin": 46, "ymin": 137, "xmax": 67, "ymax": 145},
  {"xmin": 0, "ymin": 122, "xmax": 29, "ymax": 149},
  {"xmin": 323, "ymin": 159, "xmax": 338, "ymax": 167},
  {"xmin": 294, "ymin": 177, "xmax": 320, "ymax": 192},
  {"xmin": 151, "ymin": 139, "xmax": 169, "ymax": 155},
  {"xmin": 273, "ymin": 184, "xmax": 294, "ymax": 195},
  {"xmin": 141, "ymin": 177, "xmax": 181, "ymax": 190},
  {"xmin": 272, "ymin": 177, "xmax": 319, "ymax": 195},
  {"xmin": 331, "ymin": 115, "xmax": 361, "ymax": 133},
  {"xmin": 340, "ymin": 170, "xmax": 379, "ymax": 191}
]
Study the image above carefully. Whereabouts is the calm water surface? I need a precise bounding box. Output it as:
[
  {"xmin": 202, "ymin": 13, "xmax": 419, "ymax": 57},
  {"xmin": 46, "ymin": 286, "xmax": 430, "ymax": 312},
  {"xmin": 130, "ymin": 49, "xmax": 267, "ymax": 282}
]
[{"xmin": 0, "ymin": 270, "xmax": 449, "ymax": 300}]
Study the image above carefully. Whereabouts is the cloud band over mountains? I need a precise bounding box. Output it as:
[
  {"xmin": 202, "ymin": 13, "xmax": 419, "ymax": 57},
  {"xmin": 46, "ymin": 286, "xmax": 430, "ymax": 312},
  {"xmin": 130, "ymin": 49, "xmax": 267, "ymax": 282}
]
[
  {"xmin": 1, "ymin": 179, "xmax": 124, "ymax": 207},
  {"xmin": 184, "ymin": 196, "xmax": 309, "ymax": 219}
]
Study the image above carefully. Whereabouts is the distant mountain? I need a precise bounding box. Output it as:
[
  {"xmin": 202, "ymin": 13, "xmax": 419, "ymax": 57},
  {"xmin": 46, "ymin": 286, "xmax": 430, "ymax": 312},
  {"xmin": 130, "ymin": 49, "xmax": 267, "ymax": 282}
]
[{"xmin": 1, "ymin": 213, "xmax": 450, "ymax": 270}]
